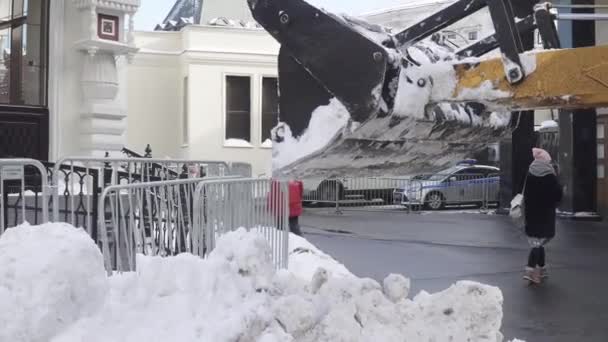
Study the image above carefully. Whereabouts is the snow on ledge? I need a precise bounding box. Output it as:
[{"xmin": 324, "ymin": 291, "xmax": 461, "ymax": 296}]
[
  {"xmin": 261, "ymin": 139, "xmax": 273, "ymax": 149},
  {"xmin": 0, "ymin": 223, "xmax": 526, "ymax": 342},
  {"xmin": 224, "ymin": 138, "xmax": 254, "ymax": 148},
  {"xmin": 541, "ymin": 120, "xmax": 558, "ymax": 129}
]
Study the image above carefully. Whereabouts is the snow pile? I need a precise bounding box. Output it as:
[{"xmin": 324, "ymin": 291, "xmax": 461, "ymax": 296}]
[
  {"xmin": 271, "ymin": 98, "xmax": 350, "ymax": 170},
  {"xmin": 0, "ymin": 223, "xmax": 524, "ymax": 342},
  {"xmin": 288, "ymin": 233, "xmax": 353, "ymax": 281},
  {"xmin": 0, "ymin": 223, "xmax": 108, "ymax": 342}
]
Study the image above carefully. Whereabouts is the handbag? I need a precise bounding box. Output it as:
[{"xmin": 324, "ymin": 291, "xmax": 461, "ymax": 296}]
[{"xmin": 509, "ymin": 175, "xmax": 528, "ymax": 229}]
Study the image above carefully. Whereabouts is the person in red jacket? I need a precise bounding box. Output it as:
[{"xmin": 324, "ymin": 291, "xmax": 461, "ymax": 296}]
[
  {"xmin": 288, "ymin": 180, "xmax": 304, "ymax": 236},
  {"xmin": 268, "ymin": 179, "xmax": 304, "ymax": 236}
]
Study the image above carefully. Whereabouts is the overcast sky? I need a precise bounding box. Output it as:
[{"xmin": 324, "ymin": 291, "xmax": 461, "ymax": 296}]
[{"xmin": 134, "ymin": 0, "xmax": 410, "ymax": 31}]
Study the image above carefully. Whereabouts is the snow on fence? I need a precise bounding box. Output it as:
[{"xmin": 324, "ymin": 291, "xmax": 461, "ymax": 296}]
[
  {"xmin": 0, "ymin": 159, "xmax": 50, "ymax": 233},
  {"xmin": 193, "ymin": 178, "xmax": 290, "ymax": 270},
  {"xmin": 303, "ymin": 173, "xmax": 501, "ymax": 213}
]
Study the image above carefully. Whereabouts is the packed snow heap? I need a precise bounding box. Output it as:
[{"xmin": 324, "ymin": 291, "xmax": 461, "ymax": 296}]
[{"xmin": 0, "ymin": 223, "xmax": 522, "ymax": 341}]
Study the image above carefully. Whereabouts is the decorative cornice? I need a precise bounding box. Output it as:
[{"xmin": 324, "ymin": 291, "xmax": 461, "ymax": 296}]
[
  {"xmin": 72, "ymin": 0, "xmax": 140, "ymax": 13},
  {"xmin": 75, "ymin": 39, "xmax": 139, "ymax": 57}
]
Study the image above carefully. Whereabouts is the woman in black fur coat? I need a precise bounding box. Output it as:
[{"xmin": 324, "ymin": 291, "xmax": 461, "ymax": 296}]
[{"xmin": 523, "ymin": 148, "xmax": 563, "ymax": 284}]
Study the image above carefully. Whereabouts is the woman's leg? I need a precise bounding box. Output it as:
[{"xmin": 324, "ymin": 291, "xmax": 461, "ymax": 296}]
[
  {"xmin": 527, "ymin": 247, "xmax": 540, "ymax": 268},
  {"xmin": 538, "ymin": 246, "xmax": 545, "ymax": 267},
  {"xmin": 525, "ymin": 247, "xmax": 542, "ymax": 283},
  {"xmin": 538, "ymin": 245, "xmax": 549, "ymax": 278},
  {"xmin": 289, "ymin": 216, "xmax": 303, "ymax": 236}
]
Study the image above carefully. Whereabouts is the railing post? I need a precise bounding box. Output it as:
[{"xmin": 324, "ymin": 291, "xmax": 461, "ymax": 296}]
[
  {"xmin": 405, "ymin": 180, "xmax": 411, "ymax": 214},
  {"xmin": 335, "ymin": 180, "xmax": 343, "ymax": 215},
  {"xmin": 482, "ymin": 176, "xmax": 488, "ymax": 211}
]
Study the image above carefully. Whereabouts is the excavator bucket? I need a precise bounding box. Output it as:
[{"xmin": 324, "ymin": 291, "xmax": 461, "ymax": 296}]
[{"xmin": 248, "ymin": 0, "xmax": 598, "ymax": 179}]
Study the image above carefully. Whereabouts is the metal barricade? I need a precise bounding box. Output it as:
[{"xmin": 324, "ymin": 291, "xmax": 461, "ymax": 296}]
[
  {"xmin": 227, "ymin": 162, "xmax": 253, "ymax": 177},
  {"xmin": 303, "ymin": 177, "xmax": 412, "ymax": 212},
  {"xmin": 52, "ymin": 157, "xmax": 232, "ymax": 234},
  {"xmin": 0, "ymin": 159, "xmax": 50, "ymax": 233},
  {"xmin": 484, "ymin": 173, "xmax": 501, "ymax": 209},
  {"xmin": 302, "ymin": 178, "xmax": 344, "ymax": 211},
  {"xmin": 193, "ymin": 178, "xmax": 290, "ymax": 270},
  {"xmin": 304, "ymin": 173, "xmax": 501, "ymax": 214},
  {"xmin": 338, "ymin": 177, "xmax": 412, "ymax": 211},
  {"xmin": 97, "ymin": 177, "xmax": 230, "ymax": 272}
]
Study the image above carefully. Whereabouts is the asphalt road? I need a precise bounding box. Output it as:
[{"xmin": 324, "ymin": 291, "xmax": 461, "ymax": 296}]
[{"xmin": 300, "ymin": 208, "xmax": 608, "ymax": 342}]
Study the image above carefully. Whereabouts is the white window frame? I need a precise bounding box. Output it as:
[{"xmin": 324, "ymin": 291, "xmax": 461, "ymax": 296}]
[
  {"xmin": 222, "ymin": 72, "xmax": 254, "ymax": 148},
  {"xmin": 259, "ymin": 74, "xmax": 278, "ymax": 148}
]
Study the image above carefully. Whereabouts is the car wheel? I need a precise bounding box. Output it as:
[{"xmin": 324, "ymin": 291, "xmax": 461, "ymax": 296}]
[{"xmin": 424, "ymin": 192, "xmax": 445, "ymax": 210}]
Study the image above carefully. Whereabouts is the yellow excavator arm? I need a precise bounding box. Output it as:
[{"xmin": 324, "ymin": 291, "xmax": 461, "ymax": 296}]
[{"xmin": 441, "ymin": 44, "xmax": 608, "ymax": 111}]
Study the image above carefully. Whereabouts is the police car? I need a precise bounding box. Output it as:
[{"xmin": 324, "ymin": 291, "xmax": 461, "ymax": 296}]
[{"xmin": 393, "ymin": 160, "xmax": 500, "ymax": 210}]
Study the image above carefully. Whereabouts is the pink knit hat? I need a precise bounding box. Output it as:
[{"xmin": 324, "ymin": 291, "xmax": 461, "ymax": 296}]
[{"xmin": 532, "ymin": 148, "xmax": 552, "ymax": 162}]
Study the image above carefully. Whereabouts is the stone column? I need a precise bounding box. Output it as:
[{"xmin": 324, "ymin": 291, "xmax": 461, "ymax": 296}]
[
  {"xmin": 71, "ymin": 0, "xmax": 140, "ymax": 158},
  {"xmin": 80, "ymin": 52, "xmax": 127, "ymax": 158}
]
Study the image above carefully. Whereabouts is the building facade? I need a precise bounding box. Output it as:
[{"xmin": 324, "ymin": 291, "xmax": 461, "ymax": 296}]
[
  {"xmin": 128, "ymin": 0, "xmax": 278, "ymax": 176},
  {"xmin": 0, "ymin": 0, "xmax": 138, "ymax": 161},
  {"xmin": 127, "ymin": 24, "xmax": 278, "ymax": 176}
]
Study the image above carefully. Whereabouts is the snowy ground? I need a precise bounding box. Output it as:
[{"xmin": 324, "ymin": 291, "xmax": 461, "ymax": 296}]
[{"xmin": 0, "ymin": 223, "xmax": 524, "ymax": 342}]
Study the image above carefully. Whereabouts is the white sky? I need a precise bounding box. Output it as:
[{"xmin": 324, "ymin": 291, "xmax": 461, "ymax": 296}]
[{"xmin": 134, "ymin": 0, "xmax": 413, "ymax": 31}]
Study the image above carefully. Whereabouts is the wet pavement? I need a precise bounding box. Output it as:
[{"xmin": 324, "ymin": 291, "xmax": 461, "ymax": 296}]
[{"xmin": 300, "ymin": 209, "xmax": 608, "ymax": 342}]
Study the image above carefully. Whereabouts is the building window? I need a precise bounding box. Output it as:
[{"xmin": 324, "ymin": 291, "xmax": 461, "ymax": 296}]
[
  {"xmin": 598, "ymin": 124, "xmax": 605, "ymax": 139},
  {"xmin": 261, "ymin": 77, "xmax": 278, "ymax": 144},
  {"xmin": 182, "ymin": 76, "xmax": 188, "ymax": 145},
  {"xmin": 225, "ymin": 75, "xmax": 251, "ymax": 142},
  {"xmin": 599, "ymin": 144, "xmax": 605, "ymax": 160},
  {"xmin": 468, "ymin": 31, "xmax": 478, "ymax": 41},
  {"xmin": 599, "ymin": 165, "xmax": 605, "ymax": 179},
  {"xmin": 0, "ymin": 0, "xmax": 49, "ymax": 106}
]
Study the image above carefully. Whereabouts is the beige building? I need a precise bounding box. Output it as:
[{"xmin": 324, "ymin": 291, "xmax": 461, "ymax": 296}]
[
  {"xmin": 128, "ymin": 24, "xmax": 278, "ymax": 176},
  {"xmin": 127, "ymin": 0, "xmax": 278, "ymax": 176}
]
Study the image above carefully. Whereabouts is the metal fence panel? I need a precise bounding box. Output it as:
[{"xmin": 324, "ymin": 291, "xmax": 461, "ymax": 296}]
[
  {"xmin": 227, "ymin": 162, "xmax": 253, "ymax": 178},
  {"xmin": 193, "ymin": 178, "xmax": 289, "ymax": 270},
  {"xmin": 97, "ymin": 177, "xmax": 232, "ymax": 272},
  {"xmin": 303, "ymin": 173, "xmax": 502, "ymax": 213},
  {"xmin": 0, "ymin": 159, "xmax": 50, "ymax": 233},
  {"xmin": 52, "ymin": 157, "xmax": 237, "ymax": 230}
]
